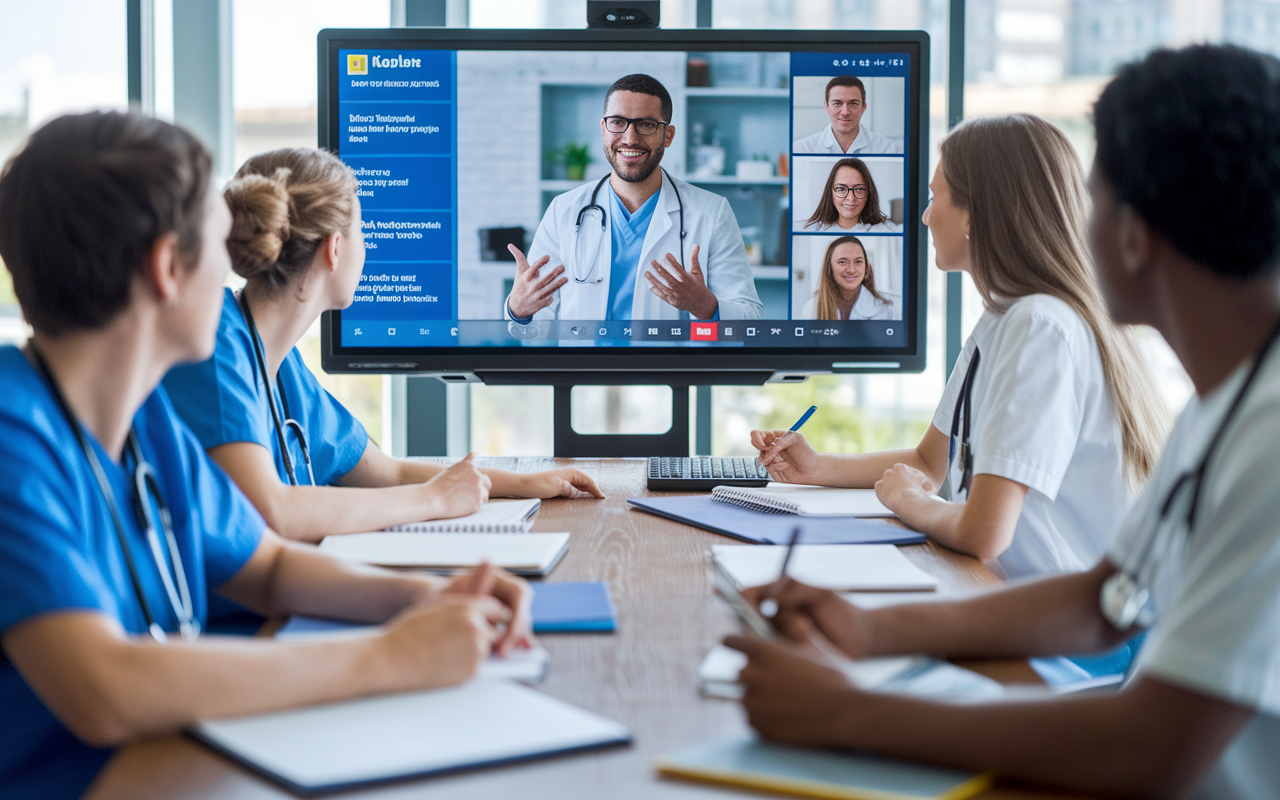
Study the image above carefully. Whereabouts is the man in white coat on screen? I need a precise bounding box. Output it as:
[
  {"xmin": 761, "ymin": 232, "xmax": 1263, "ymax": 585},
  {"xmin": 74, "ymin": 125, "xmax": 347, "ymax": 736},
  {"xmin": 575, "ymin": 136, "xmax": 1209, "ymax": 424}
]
[
  {"xmin": 792, "ymin": 75, "xmax": 902, "ymax": 155},
  {"xmin": 505, "ymin": 74, "xmax": 762, "ymax": 333}
]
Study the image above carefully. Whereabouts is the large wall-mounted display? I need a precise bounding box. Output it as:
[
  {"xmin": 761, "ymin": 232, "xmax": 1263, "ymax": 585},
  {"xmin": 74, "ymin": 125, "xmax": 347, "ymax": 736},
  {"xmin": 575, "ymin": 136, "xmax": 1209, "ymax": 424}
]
[{"xmin": 319, "ymin": 30, "xmax": 928, "ymax": 378}]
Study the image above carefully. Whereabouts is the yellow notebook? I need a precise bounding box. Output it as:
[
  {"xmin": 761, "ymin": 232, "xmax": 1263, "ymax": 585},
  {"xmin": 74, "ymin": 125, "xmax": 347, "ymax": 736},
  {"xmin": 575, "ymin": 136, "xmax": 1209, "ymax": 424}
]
[{"xmin": 656, "ymin": 736, "xmax": 992, "ymax": 800}]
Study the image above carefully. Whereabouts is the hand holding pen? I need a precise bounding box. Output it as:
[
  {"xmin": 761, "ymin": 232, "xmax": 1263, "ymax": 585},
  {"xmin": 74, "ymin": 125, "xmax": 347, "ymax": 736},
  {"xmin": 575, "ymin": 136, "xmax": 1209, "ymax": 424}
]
[{"xmin": 750, "ymin": 406, "xmax": 823, "ymax": 484}]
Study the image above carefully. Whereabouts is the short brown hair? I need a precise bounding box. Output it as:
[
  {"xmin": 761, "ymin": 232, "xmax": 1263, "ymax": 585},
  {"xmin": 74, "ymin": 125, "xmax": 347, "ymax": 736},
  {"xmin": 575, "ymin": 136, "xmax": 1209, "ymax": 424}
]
[
  {"xmin": 0, "ymin": 111, "xmax": 211, "ymax": 335},
  {"xmin": 825, "ymin": 76, "xmax": 866, "ymax": 104},
  {"xmin": 224, "ymin": 148, "xmax": 358, "ymax": 293}
]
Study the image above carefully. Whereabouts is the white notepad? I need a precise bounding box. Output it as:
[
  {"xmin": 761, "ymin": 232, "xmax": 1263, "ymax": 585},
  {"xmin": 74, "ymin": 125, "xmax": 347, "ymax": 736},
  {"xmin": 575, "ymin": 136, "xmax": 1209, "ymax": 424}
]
[
  {"xmin": 710, "ymin": 544, "xmax": 939, "ymax": 592},
  {"xmin": 712, "ymin": 484, "xmax": 894, "ymax": 517},
  {"xmin": 386, "ymin": 498, "xmax": 541, "ymax": 533},
  {"xmin": 318, "ymin": 532, "xmax": 570, "ymax": 575},
  {"xmin": 192, "ymin": 679, "xmax": 631, "ymax": 794},
  {"xmin": 699, "ymin": 644, "xmax": 920, "ymax": 699}
]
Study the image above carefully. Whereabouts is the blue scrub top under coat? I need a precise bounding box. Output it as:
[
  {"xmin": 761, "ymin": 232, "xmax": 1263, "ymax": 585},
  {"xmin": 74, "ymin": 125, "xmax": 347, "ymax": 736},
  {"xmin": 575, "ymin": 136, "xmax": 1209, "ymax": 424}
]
[
  {"xmin": 0, "ymin": 346, "xmax": 265, "ymax": 800},
  {"xmin": 606, "ymin": 184, "xmax": 660, "ymax": 321},
  {"xmin": 163, "ymin": 288, "xmax": 369, "ymax": 487}
]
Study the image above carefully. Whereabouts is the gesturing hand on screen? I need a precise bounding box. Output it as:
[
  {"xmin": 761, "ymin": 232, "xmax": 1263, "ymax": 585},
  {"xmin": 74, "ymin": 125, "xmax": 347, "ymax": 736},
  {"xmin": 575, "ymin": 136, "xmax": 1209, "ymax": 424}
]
[
  {"xmin": 507, "ymin": 244, "xmax": 567, "ymax": 319},
  {"xmin": 646, "ymin": 244, "xmax": 719, "ymax": 320}
]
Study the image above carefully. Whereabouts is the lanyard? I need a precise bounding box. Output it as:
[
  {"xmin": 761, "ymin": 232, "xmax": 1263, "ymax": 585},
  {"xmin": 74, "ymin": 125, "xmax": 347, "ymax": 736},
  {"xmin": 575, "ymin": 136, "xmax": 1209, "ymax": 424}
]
[{"xmin": 28, "ymin": 345, "xmax": 199, "ymax": 642}]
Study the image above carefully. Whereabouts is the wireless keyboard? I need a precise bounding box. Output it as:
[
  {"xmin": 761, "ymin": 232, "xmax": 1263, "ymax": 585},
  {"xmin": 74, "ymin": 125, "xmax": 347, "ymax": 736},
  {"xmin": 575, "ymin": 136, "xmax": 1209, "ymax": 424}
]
[{"xmin": 647, "ymin": 456, "xmax": 772, "ymax": 491}]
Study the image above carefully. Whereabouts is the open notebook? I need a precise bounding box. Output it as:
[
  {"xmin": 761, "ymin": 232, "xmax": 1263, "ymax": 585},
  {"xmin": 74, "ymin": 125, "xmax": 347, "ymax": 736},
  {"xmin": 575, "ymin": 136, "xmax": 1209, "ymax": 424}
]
[
  {"xmin": 385, "ymin": 498, "xmax": 541, "ymax": 533},
  {"xmin": 712, "ymin": 485, "xmax": 893, "ymax": 517}
]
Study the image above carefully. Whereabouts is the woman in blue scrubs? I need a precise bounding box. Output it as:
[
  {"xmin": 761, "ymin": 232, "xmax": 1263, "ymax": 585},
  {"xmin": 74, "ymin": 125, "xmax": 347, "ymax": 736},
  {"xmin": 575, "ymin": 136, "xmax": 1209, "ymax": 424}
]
[
  {"xmin": 162, "ymin": 147, "xmax": 603, "ymax": 543},
  {"xmin": 0, "ymin": 112, "xmax": 531, "ymax": 800}
]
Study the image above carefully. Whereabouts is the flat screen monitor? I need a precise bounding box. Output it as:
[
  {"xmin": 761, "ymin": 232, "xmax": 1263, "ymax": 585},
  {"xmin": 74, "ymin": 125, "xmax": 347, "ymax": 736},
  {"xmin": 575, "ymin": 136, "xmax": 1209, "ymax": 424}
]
[{"xmin": 318, "ymin": 28, "xmax": 929, "ymax": 383}]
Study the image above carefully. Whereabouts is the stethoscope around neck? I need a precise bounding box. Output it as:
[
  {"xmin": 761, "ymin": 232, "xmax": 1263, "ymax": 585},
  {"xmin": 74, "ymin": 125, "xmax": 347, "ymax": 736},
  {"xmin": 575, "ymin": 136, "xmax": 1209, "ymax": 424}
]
[
  {"xmin": 571, "ymin": 167, "xmax": 686, "ymax": 285},
  {"xmin": 238, "ymin": 291, "xmax": 315, "ymax": 486},
  {"xmin": 1100, "ymin": 316, "xmax": 1280, "ymax": 631},
  {"xmin": 947, "ymin": 346, "xmax": 982, "ymax": 499},
  {"xmin": 29, "ymin": 344, "xmax": 199, "ymax": 643}
]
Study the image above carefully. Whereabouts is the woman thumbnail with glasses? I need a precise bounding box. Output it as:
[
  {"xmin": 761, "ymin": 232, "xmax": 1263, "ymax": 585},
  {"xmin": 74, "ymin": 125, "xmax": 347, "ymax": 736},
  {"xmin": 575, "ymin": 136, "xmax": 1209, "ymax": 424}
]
[
  {"xmin": 0, "ymin": 112, "xmax": 532, "ymax": 799},
  {"xmin": 803, "ymin": 157, "xmax": 902, "ymax": 233},
  {"xmin": 799, "ymin": 236, "xmax": 898, "ymax": 320},
  {"xmin": 162, "ymin": 147, "xmax": 604, "ymax": 554}
]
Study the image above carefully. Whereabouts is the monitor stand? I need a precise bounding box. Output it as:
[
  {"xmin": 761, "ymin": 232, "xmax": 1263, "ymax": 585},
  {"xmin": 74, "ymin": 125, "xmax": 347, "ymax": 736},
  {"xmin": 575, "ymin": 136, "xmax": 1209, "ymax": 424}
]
[{"xmin": 552, "ymin": 386, "xmax": 690, "ymax": 458}]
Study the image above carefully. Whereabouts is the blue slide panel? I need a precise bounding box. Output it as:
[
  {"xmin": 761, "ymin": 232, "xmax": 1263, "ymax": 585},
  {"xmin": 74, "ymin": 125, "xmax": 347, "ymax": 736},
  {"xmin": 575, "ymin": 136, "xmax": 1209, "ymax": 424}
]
[
  {"xmin": 348, "ymin": 156, "xmax": 451, "ymax": 211},
  {"xmin": 347, "ymin": 262, "xmax": 454, "ymax": 322},
  {"xmin": 338, "ymin": 49, "xmax": 453, "ymax": 102},
  {"xmin": 340, "ymin": 102, "xmax": 451, "ymax": 156},
  {"xmin": 361, "ymin": 210, "xmax": 451, "ymax": 261}
]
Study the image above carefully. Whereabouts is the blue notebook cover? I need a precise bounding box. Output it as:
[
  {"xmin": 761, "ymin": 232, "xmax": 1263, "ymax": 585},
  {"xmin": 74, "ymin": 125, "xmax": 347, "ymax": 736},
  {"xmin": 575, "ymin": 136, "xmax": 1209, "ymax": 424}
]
[
  {"xmin": 531, "ymin": 581, "xmax": 616, "ymax": 633},
  {"xmin": 279, "ymin": 581, "xmax": 616, "ymax": 638},
  {"xmin": 628, "ymin": 496, "xmax": 925, "ymax": 546}
]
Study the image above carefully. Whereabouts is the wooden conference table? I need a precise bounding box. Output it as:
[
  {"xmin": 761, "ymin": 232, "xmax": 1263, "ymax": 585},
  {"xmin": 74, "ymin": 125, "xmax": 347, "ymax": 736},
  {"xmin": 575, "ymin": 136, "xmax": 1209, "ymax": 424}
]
[{"xmin": 86, "ymin": 458, "xmax": 1084, "ymax": 800}]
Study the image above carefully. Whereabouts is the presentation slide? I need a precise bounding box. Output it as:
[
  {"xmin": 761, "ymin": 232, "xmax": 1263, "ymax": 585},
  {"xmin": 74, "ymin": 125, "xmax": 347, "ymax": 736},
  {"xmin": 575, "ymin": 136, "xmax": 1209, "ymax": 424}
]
[{"xmin": 333, "ymin": 48, "xmax": 912, "ymax": 349}]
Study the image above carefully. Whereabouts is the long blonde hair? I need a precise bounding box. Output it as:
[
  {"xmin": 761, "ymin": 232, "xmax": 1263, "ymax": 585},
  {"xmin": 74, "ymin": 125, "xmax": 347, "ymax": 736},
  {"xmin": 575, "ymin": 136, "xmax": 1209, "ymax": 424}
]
[
  {"xmin": 941, "ymin": 114, "xmax": 1167, "ymax": 488},
  {"xmin": 815, "ymin": 236, "xmax": 885, "ymax": 320}
]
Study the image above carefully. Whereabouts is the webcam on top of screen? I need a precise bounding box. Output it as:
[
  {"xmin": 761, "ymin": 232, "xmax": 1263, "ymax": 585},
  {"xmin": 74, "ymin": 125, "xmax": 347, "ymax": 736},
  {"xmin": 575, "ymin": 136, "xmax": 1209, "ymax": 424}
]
[{"xmin": 587, "ymin": 1, "xmax": 660, "ymax": 28}]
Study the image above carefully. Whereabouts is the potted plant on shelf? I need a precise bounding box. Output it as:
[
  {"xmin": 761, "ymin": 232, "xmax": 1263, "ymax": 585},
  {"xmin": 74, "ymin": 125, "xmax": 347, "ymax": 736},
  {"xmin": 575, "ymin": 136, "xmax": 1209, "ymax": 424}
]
[{"xmin": 546, "ymin": 142, "xmax": 593, "ymax": 181}]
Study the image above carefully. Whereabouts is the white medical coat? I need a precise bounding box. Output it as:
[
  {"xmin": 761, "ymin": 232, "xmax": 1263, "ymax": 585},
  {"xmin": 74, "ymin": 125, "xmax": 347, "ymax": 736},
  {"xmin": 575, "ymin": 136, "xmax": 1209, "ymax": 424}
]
[
  {"xmin": 506, "ymin": 171, "xmax": 763, "ymax": 326},
  {"xmin": 799, "ymin": 290, "xmax": 900, "ymax": 320},
  {"xmin": 792, "ymin": 124, "xmax": 903, "ymax": 155}
]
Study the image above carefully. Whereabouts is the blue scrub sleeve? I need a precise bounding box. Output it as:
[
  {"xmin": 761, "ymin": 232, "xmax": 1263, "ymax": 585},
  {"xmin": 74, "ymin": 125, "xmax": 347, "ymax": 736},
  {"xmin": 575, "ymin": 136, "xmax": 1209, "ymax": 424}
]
[
  {"xmin": 171, "ymin": 417, "xmax": 266, "ymax": 589},
  {"xmin": 0, "ymin": 417, "xmax": 116, "ymax": 632}
]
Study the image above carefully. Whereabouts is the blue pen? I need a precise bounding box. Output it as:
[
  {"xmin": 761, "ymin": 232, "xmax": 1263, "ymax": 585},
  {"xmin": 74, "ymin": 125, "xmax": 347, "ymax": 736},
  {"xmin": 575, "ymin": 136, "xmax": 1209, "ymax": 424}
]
[
  {"xmin": 789, "ymin": 405, "xmax": 818, "ymax": 432},
  {"xmin": 759, "ymin": 406, "xmax": 817, "ymax": 470}
]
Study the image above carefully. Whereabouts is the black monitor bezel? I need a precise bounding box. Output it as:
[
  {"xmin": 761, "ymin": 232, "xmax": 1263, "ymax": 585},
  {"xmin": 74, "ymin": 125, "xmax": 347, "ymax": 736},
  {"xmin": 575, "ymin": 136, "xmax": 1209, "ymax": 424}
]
[{"xmin": 318, "ymin": 27, "xmax": 930, "ymax": 379}]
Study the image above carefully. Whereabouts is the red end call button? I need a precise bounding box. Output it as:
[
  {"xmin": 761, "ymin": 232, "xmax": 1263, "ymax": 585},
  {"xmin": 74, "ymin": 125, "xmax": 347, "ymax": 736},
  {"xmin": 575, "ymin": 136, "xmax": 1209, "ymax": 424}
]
[{"xmin": 690, "ymin": 322, "xmax": 718, "ymax": 341}]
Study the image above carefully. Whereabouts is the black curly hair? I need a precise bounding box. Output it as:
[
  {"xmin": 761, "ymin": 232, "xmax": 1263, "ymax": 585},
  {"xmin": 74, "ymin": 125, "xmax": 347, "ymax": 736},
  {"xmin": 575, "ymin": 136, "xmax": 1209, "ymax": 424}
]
[{"xmin": 1094, "ymin": 44, "xmax": 1280, "ymax": 278}]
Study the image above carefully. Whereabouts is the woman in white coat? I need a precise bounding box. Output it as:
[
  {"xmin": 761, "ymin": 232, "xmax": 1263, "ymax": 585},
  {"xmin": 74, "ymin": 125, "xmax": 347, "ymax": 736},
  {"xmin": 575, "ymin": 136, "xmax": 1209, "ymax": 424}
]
[
  {"xmin": 799, "ymin": 236, "xmax": 900, "ymax": 320},
  {"xmin": 756, "ymin": 115, "xmax": 1167, "ymax": 581}
]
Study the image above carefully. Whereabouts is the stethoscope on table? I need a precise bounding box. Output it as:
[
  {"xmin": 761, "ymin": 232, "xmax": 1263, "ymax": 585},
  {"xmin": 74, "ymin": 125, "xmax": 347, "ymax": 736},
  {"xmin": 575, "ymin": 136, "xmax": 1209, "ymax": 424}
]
[
  {"xmin": 238, "ymin": 292, "xmax": 315, "ymax": 486},
  {"xmin": 1100, "ymin": 316, "xmax": 1280, "ymax": 631},
  {"xmin": 571, "ymin": 167, "xmax": 686, "ymax": 284},
  {"xmin": 29, "ymin": 345, "xmax": 199, "ymax": 643},
  {"xmin": 947, "ymin": 346, "xmax": 982, "ymax": 499}
]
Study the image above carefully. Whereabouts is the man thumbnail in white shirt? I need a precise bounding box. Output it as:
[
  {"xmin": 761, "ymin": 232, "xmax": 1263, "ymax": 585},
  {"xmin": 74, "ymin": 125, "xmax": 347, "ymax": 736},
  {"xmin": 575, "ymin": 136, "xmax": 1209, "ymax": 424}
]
[{"xmin": 792, "ymin": 76, "xmax": 902, "ymax": 155}]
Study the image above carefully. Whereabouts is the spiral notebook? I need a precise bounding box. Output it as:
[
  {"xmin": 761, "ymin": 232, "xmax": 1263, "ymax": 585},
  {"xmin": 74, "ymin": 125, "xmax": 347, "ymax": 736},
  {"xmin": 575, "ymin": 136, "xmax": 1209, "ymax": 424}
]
[
  {"xmin": 384, "ymin": 498, "xmax": 541, "ymax": 533},
  {"xmin": 712, "ymin": 485, "xmax": 893, "ymax": 517}
]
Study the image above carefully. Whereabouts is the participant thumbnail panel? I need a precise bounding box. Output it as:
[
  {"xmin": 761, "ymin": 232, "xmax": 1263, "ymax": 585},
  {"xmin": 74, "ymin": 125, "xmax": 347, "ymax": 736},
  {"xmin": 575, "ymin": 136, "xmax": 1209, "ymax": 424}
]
[
  {"xmin": 792, "ymin": 234, "xmax": 903, "ymax": 321},
  {"xmin": 792, "ymin": 155, "xmax": 904, "ymax": 234},
  {"xmin": 792, "ymin": 75, "xmax": 905, "ymax": 155}
]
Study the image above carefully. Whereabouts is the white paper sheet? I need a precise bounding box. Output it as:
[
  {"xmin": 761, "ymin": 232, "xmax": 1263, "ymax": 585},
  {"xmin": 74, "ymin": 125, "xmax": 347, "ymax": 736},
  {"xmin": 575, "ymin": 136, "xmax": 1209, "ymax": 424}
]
[{"xmin": 711, "ymin": 544, "xmax": 939, "ymax": 592}]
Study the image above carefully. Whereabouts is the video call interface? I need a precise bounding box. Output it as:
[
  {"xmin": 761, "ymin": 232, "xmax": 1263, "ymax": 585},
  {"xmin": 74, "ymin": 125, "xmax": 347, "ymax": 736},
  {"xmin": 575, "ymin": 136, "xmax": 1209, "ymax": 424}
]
[{"xmin": 334, "ymin": 46, "xmax": 913, "ymax": 349}]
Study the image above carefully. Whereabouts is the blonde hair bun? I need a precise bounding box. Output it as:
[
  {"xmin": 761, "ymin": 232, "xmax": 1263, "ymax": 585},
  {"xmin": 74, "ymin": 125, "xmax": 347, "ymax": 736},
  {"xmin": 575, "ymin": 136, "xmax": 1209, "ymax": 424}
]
[
  {"xmin": 225, "ymin": 149, "xmax": 357, "ymax": 292},
  {"xmin": 224, "ymin": 168, "xmax": 292, "ymax": 278}
]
